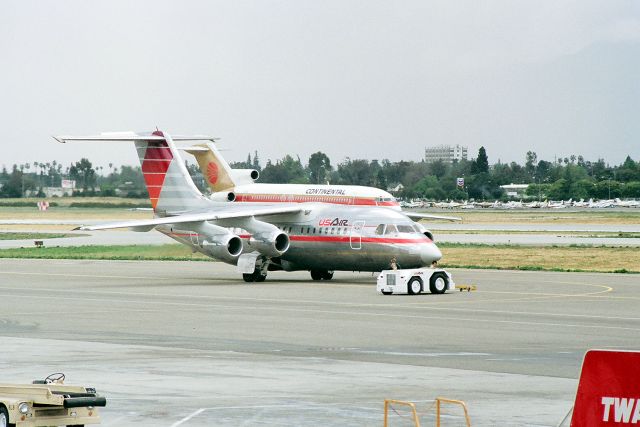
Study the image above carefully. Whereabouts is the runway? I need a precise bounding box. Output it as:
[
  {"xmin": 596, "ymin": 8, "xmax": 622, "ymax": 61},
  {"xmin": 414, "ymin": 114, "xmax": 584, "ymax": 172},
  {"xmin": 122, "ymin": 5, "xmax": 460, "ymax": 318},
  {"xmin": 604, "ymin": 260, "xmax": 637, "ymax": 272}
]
[{"xmin": 1, "ymin": 259, "xmax": 639, "ymax": 425}]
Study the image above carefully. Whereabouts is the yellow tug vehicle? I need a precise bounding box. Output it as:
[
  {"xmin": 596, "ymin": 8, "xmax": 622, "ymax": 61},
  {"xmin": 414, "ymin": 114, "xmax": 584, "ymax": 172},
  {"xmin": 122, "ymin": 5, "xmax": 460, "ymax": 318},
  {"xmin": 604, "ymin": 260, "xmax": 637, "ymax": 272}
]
[{"xmin": 0, "ymin": 373, "xmax": 106, "ymax": 427}]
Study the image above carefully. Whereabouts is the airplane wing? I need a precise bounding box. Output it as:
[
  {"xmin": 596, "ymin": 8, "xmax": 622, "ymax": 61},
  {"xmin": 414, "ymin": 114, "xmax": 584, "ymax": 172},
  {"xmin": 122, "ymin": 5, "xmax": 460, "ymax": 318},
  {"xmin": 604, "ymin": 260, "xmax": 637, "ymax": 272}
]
[
  {"xmin": 404, "ymin": 212, "xmax": 461, "ymax": 222},
  {"xmin": 74, "ymin": 205, "xmax": 303, "ymax": 231}
]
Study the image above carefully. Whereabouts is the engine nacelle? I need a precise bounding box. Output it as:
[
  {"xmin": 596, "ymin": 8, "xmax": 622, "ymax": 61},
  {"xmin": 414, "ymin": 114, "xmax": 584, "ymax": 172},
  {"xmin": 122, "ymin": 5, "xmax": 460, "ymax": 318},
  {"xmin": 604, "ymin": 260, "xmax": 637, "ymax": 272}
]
[
  {"xmin": 218, "ymin": 217, "xmax": 290, "ymax": 258},
  {"xmin": 192, "ymin": 222, "xmax": 243, "ymax": 262},
  {"xmin": 230, "ymin": 169, "xmax": 259, "ymax": 185},
  {"xmin": 248, "ymin": 231, "xmax": 290, "ymax": 258},
  {"xmin": 209, "ymin": 191, "xmax": 236, "ymax": 202}
]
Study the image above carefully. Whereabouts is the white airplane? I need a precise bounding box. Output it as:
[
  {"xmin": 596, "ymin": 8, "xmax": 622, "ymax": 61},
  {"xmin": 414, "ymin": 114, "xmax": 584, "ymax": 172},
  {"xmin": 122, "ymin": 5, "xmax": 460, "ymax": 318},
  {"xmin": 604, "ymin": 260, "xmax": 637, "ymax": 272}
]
[
  {"xmin": 55, "ymin": 131, "xmax": 449, "ymax": 282},
  {"xmin": 615, "ymin": 198, "xmax": 640, "ymax": 208},
  {"xmin": 503, "ymin": 200, "xmax": 523, "ymax": 209},
  {"xmin": 182, "ymin": 142, "xmax": 400, "ymax": 209},
  {"xmin": 592, "ymin": 199, "xmax": 615, "ymax": 208},
  {"xmin": 403, "ymin": 200, "xmax": 425, "ymax": 208},
  {"xmin": 184, "ymin": 142, "xmax": 459, "ymax": 223},
  {"xmin": 548, "ymin": 200, "xmax": 567, "ymax": 209},
  {"xmin": 434, "ymin": 200, "xmax": 462, "ymax": 209}
]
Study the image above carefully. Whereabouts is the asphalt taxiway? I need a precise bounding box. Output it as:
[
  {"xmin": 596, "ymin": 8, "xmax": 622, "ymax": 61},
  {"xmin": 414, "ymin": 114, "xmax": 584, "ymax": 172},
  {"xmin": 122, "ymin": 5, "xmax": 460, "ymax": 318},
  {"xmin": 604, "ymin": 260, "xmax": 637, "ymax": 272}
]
[{"xmin": 1, "ymin": 259, "xmax": 639, "ymax": 426}]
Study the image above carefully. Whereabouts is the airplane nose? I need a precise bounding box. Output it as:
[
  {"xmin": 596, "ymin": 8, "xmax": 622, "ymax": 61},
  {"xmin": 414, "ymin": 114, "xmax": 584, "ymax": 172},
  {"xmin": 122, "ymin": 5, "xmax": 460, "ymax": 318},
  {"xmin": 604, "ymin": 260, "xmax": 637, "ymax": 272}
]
[{"xmin": 421, "ymin": 243, "xmax": 442, "ymax": 264}]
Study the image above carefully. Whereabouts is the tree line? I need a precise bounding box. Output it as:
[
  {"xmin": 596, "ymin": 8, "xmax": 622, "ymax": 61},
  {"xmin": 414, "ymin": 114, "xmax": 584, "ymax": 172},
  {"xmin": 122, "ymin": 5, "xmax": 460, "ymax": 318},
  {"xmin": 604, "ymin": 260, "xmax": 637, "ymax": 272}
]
[{"xmin": 2, "ymin": 147, "xmax": 640, "ymax": 200}]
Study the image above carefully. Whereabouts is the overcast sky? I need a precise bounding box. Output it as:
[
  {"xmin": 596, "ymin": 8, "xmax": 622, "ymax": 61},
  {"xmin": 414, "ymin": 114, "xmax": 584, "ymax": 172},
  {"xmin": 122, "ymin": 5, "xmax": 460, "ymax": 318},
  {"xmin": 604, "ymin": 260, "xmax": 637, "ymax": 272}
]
[{"xmin": 2, "ymin": 1, "xmax": 639, "ymax": 170}]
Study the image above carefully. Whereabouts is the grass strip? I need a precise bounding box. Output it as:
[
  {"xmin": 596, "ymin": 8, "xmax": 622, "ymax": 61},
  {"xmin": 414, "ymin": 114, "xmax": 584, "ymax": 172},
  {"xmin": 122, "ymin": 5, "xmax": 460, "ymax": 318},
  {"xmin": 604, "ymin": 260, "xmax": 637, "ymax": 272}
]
[
  {"xmin": 0, "ymin": 197, "xmax": 149, "ymax": 208},
  {"xmin": 0, "ymin": 243, "xmax": 637, "ymax": 273},
  {"xmin": 0, "ymin": 232, "xmax": 76, "ymax": 240},
  {"xmin": 0, "ymin": 244, "xmax": 211, "ymax": 261},
  {"xmin": 439, "ymin": 244, "xmax": 639, "ymax": 274},
  {"xmin": 420, "ymin": 209, "xmax": 640, "ymax": 224}
]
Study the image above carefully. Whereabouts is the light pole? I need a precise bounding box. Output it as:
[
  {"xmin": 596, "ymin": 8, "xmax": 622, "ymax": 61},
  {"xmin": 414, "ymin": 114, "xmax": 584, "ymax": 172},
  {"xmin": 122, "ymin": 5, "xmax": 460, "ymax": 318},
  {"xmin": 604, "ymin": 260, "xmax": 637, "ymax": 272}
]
[{"xmin": 608, "ymin": 170, "xmax": 616, "ymax": 199}]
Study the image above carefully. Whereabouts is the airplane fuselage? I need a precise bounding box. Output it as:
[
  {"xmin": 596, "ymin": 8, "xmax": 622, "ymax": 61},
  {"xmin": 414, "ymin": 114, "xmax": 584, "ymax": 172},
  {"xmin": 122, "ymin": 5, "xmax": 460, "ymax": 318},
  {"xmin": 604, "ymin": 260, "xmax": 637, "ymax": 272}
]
[
  {"xmin": 210, "ymin": 183, "xmax": 401, "ymax": 210},
  {"xmin": 159, "ymin": 202, "xmax": 441, "ymax": 272}
]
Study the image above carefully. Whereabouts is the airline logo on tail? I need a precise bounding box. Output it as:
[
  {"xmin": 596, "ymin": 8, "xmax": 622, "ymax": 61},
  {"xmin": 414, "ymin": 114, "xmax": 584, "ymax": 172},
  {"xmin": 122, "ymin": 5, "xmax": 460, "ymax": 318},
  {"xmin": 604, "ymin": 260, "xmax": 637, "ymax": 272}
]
[
  {"xmin": 186, "ymin": 143, "xmax": 235, "ymax": 192},
  {"xmin": 207, "ymin": 161, "xmax": 219, "ymax": 185}
]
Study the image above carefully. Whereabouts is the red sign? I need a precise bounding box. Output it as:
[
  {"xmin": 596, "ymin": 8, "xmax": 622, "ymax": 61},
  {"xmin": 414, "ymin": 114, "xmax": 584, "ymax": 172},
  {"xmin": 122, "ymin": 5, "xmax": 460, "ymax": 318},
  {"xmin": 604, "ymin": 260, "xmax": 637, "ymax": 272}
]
[{"xmin": 571, "ymin": 350, "xmax": 640, "ymax": 426}]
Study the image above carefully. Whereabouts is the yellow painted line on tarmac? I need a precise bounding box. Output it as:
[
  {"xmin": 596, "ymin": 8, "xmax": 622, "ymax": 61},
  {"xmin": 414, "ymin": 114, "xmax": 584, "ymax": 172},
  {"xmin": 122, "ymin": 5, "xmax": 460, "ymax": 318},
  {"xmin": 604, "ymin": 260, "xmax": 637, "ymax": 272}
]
[
  {"xmin": 0, "ymin": 274, "xmax": 616, "ymax": 313},
  {"xmin": 0, "ymin": 269, "xmax": 623, "ymax": 312},
  {"xmin": 476, "ymin": 283, "xmax": 614, "ymax": 298},
  {"xmin": 400, "ymin": 283, "xmax": 614, "ymax": 307}
]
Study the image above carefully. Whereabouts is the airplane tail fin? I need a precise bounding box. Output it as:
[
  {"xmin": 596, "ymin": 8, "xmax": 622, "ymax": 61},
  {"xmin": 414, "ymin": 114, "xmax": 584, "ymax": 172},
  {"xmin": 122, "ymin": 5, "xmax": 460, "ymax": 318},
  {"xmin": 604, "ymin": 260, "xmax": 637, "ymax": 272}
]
[
  {"xmin": 54, "ymin": 131, "xmax": 215, "ymax": 214},
  {"xmin": 184, "ymin": 142, "xmax": 236, "ymax": 192},
  {"xmin": 136, "ymin": 131, "xmax": 212, "ymax": 213}
]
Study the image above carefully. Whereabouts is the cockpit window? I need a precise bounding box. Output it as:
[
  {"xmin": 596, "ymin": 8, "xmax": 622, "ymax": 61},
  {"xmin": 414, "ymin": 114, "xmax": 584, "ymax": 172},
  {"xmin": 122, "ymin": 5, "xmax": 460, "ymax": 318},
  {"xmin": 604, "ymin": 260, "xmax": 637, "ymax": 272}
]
[
  {"xmin": 384, "ymin": 224, "xmax": 398, "ymax": 235},
  {"xmin": 375, "ymin": 224, "xmax": 385, "ymax": 235},
  {"xmin": 397, "ymin": 225, "xmax": 415, "ymax": 233}
]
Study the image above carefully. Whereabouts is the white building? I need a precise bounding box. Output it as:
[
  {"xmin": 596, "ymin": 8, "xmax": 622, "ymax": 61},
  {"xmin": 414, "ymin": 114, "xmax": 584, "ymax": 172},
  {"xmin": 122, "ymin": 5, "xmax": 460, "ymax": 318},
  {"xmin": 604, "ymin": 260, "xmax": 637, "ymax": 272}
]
[
  {"xmin": 500, "ymin": 183, "xmax": 529, "ymax": 198},
  {"xmin": 424, "ymin": 145, "xmax": 468, "ymax": 163}
]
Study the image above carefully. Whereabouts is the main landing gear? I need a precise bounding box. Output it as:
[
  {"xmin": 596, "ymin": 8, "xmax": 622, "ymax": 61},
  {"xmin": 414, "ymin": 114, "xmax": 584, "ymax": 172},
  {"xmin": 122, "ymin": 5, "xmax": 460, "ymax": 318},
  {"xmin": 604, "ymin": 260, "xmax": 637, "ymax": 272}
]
[
  {"xmin": 310, "ymin": 269, "xmax": 334, "ymax": 281},
  {"xmin": 243, "ymin": 256, "xmax": 269, "ymax": 282},
  {"xmin": 242, "ymin": 269, "xmax": 267, "ymax": 282}
]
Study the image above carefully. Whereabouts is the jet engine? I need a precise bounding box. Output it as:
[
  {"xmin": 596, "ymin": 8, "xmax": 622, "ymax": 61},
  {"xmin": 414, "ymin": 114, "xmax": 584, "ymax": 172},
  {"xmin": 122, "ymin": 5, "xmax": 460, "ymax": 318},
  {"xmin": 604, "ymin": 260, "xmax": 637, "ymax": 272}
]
[
  {"xmin": 191, "ymin": 222, "xmax": 243, "ymax": 263},
  {"xmin": 219, "ymin": 217, "xmax": 290, "ymax": 258},
  {"xmin": 230, "ymin": 169, "xmax": 259, "ymax": 185},
  {"xmin": 208, "ymin": 191, "xmax": 236, "ymax": 202}
]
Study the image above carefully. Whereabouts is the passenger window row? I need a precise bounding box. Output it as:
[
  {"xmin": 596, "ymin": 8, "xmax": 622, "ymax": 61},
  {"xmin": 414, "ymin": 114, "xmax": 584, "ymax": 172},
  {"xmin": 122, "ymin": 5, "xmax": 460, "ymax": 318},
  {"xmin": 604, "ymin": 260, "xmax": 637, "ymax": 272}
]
[{"xmin": 278, "ymin": 226, "xmax": 350, "ymax": 235}]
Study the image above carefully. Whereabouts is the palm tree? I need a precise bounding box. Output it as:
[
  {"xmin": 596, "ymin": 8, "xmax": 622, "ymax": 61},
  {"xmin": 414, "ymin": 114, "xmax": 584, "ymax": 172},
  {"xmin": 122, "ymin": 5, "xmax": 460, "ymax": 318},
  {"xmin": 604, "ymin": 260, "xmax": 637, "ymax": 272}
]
[{"xmin": 19, "ymin": 164, "xmax": 24, "ymax": 197}]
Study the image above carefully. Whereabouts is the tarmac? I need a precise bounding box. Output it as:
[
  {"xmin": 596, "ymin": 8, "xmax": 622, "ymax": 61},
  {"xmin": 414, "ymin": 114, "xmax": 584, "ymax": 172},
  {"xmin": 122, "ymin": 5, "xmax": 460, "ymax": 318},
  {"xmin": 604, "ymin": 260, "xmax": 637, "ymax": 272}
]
[{"xmin": 1, "ymin": 259, "xmax": 639, "ymax": 426}]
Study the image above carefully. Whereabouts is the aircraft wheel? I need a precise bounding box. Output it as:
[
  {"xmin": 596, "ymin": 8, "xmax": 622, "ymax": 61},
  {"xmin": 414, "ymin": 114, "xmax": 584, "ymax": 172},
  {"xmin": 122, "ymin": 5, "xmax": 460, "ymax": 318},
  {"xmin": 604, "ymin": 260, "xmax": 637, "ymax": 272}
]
[
  {"xmin": 243, "ymin": 273, "xmax": 255, "ymax": 283},
  {"xmin": 310, "ymin": 269, "xmax": 323, "ymax": 281},
  {"xmin": 321, "ymin": 270, "xmax": 334, "ymax": 280},
  {"xmin": 381, "ymin": 290, "xmax": 393, "ymax": 295},
  {"xmin": 407, "ymin": 277, "xmax": 422, "ymax": 295},
  {"xmin": 429, "ymin": 272, "xmax": 448, "ymax": 294},
  {"xmin": 255, "ymin": 273, "xmax": 267, "ymax": 282}
]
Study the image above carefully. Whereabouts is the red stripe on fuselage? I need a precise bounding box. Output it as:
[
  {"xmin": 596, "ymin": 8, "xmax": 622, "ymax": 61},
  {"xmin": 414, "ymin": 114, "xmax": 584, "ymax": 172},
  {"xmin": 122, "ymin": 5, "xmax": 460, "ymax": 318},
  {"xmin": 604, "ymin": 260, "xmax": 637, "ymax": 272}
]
[
  {"xmin": 289, "ymin": 235, "xmax": 431, "ymax": 244},
  {"xmin": 235, "ymin": 233, "xmax": 430, "ymax": 244},
  {"xmin": 233, "ymin": 193, "xmax": 399, "ymax": 207}
]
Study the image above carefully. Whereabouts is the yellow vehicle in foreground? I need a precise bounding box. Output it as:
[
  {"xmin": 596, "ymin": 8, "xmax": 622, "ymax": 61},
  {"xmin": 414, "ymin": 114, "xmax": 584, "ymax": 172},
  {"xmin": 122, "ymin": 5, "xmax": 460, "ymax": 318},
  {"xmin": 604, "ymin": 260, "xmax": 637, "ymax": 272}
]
[{"xmin": 0, "ymin": 373, "xmax": 106, "ymax": 427}]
